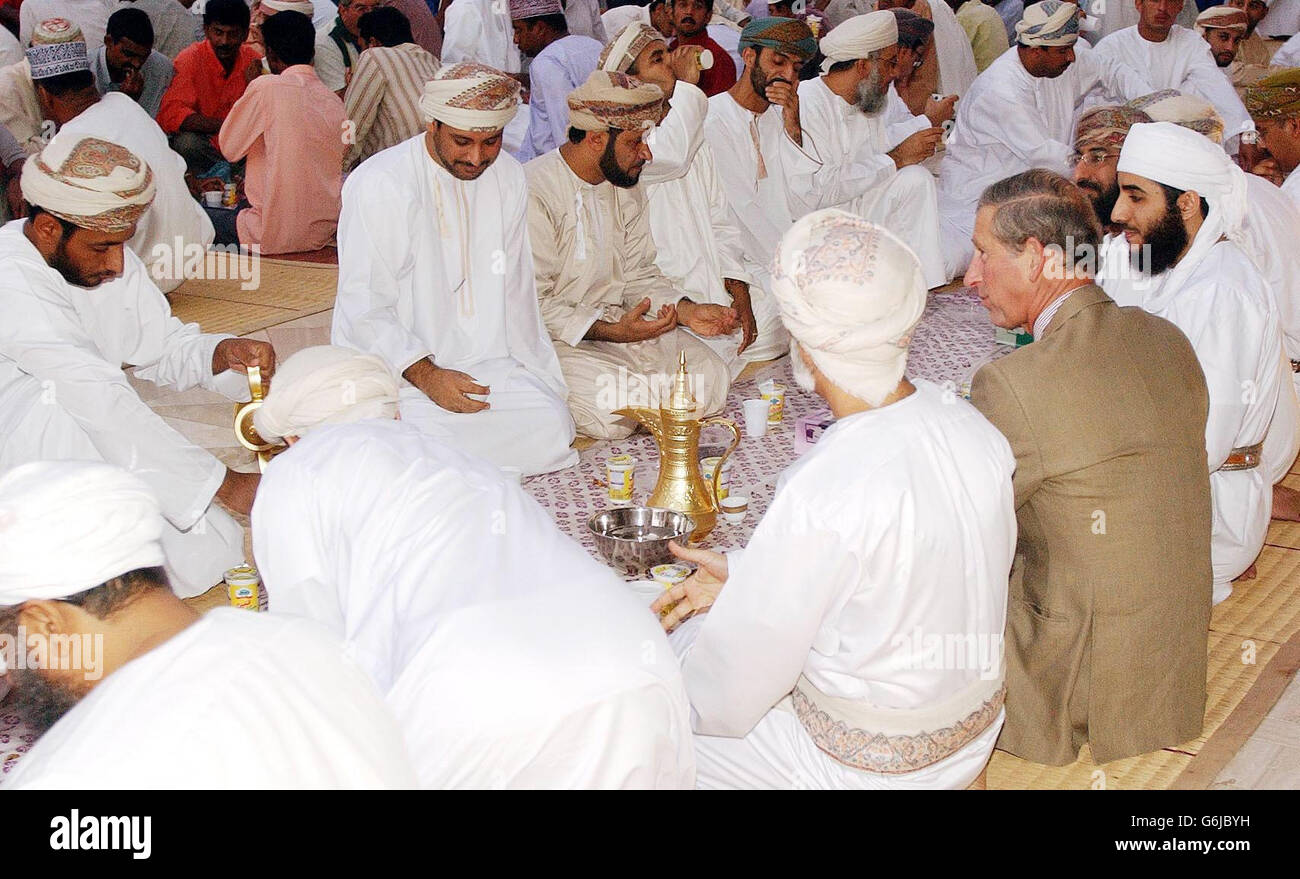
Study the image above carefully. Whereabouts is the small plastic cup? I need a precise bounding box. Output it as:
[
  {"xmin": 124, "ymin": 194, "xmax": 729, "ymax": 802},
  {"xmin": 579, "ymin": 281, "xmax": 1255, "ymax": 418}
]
[
  {"xmin": 759, "ymin": 381, "xmax": 786, "ymax": 424},
  {"xmin": 651, "ymin": 563, "xmax": 691, "ymax": 588},
  {"xmin": 606, "ymin": 454, "xmax": 636, "ymax": 504},
  {"xmin": 203, "ymin": 190, "xmax": 222, "ymax": 208},
  {"xmin": 720, "ymin": 494, "xmax": 749, "ymax": 525},
  {"xmin": 743, "ymin": 398, "xmax": 772, "ymax": 437}
]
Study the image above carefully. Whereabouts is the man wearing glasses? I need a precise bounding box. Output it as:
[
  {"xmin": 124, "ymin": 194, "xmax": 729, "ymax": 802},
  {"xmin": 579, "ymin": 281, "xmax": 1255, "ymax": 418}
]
[{"xmin": 316, "ymin": 0, "xmax": 387, "ymax": 95}]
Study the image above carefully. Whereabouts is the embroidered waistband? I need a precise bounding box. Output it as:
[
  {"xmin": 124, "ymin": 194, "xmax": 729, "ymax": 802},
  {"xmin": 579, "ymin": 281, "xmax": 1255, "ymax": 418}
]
[{"xmin": 793, "ymin": 676, "xmax": 1005, "ymax": 775}]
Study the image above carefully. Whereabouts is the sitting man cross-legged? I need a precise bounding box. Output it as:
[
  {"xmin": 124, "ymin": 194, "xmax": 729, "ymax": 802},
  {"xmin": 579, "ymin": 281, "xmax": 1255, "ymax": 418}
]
[
  {"xmin": 525, "ymin": 70, "xmax": 734, "ymax": 439},
  {"xmin": 333, "ymin": 62, "xmax": 579, "ymax": 476},
  {"xmin": 654, "ymin": 210, "xmax": 1017, "ymax": 790}
]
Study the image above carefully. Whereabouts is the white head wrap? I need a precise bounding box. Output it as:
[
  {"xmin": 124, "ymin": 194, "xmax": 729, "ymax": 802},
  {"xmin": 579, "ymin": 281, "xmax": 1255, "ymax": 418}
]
[
  {"xmin": 418, "ymin": 62, "xmax": 521, "ymax": 132},
  {"xmin": 599, "ymin": 22, "xmax": 666, "ymax": 74},
  {"xmin": 770, "ymin": 209, "xmax": 926, "ymax": 407},
  {"xmin": 0, "ymin": 461, "xmax": 165, "ymax": 608},
  {"xmin": 21, "ymin": 135, "xmax": 155, "ymax": 232},
  {"xmin": 1015, "ymin": 0, "xmax": 1081, "ymax": 46},
  {"xmin": 1116, "ymin": 121, "xmax": 1248, "ymax": 310},
  {"xmin": 260, "ymin": 0, "xmax": 317, "ymax": 14},
  {"xmin": 818, "ymin": 11, "xmax": 899, "ymax": 74},
  {"xmin": 253, "ymin": 346, "xmax": 400, "ymax": 441}
]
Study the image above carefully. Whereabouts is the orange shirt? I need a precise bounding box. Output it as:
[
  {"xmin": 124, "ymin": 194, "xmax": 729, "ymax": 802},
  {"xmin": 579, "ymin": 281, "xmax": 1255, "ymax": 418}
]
[
  {"xmin": 219, "ymin": 65, "xmax": 346, "ymax": 255},
  {"xmin": 157, "ymin": 39, "xmax": 262, "ymax": 144}
]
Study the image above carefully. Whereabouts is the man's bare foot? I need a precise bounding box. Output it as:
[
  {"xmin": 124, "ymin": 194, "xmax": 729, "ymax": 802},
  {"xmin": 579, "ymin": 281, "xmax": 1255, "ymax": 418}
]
[
  {"xmin": 1235, "ymin": 563, "xmax": 1258, "ymax": 582},
  {"xmin": 1272, "ymin": 484, "xmax": 1300, "ymax": 522}
]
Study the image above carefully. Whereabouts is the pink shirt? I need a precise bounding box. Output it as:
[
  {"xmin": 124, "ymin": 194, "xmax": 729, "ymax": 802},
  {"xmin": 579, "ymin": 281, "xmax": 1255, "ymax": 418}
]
[{"xmin": 219, "ymin": 65, "xmax": 346, "ymax": 254}]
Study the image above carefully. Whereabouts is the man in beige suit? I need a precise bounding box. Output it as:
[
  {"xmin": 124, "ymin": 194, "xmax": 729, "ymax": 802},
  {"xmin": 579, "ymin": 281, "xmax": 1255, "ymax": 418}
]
[{"xmin": 965, "ymin": 169, "xmax": 1213, "ymax": 765}]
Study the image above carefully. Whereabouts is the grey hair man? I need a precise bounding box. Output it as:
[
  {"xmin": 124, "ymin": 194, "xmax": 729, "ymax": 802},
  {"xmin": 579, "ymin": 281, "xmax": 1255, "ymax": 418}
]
[{"xmin": 967, "ymin": 168, "xmax": 1213, "ymax": 765}]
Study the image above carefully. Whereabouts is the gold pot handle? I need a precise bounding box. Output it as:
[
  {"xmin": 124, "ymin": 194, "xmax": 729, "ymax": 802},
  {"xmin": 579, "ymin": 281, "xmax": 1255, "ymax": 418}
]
[
  {"xmin": 700, "ymin": 416, "xmax": 741, "ymax": 509},
  {"xmin": 247, "ymin": 365, "xmax": 265, "ymax": 402}
]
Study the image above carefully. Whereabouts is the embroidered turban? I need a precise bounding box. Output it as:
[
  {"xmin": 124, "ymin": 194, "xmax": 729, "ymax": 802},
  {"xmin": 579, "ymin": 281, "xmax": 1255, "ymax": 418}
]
[
  {"xmin": 21, "ymin": 135, "xmax": 156, "ymax": 233},
  {"xmin": 418, "ymin": 62, "xmax": 521, "ymax": 131},
  {"xmin": 566, "ymin": 69, "xmax": 664, "ymax": 132},
  {"xmin": 770, "ymin": 209, "xmax": 926, "ymax": 407}
]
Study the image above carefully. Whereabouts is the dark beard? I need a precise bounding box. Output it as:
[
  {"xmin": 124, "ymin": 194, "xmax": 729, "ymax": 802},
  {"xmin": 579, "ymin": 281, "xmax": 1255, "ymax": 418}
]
[
  {"xmin": 48, "ymin": 238, "xmax": 103, "ymax": 288},
  {"xmin": 1130, "ymin": 206, "xmax": 1189, "ymax": 277},
  {"xmin": 750, "ymin": 63, "xmax": 789, "ymax": 102},
  {"xmin": 1079, "ymin": 179, "xmax": 1119, "ymax": 227},
  {"xmin": 6, "ymin": 669, "xmax": 81, "ymax": 735},
  {"xmin": 599, "ymin": 134, "xmax": 640, "ymax": 189}
]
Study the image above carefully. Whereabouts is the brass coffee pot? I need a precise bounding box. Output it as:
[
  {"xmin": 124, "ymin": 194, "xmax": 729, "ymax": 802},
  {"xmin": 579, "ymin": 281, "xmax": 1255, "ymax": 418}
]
[
  {"xmin": 614, "ymin": 351, "xmax": 740, "ymax": 541},
  {"xmin": 232, "ymin": 365, "xmax": 285, "ymax": 472}
]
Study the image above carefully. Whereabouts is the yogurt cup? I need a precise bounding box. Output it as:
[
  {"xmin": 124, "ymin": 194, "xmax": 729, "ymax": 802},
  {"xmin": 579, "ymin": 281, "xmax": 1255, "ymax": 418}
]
[
  {"xmin": 606, "ymin": 454, "xmax": 636, "ymax": 503},
  {"xmin": 650, "ymin": 563, "xmax": 691, "ymax": 588},
  {"xmin": 700, "ymin": 455, "xmax": 732, "ymax": 502}
]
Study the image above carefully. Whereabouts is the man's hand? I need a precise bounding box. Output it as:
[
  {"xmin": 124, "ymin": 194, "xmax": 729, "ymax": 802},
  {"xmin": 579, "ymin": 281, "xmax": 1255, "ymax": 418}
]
[
  {"xmin": 213, "ymin": 338, "xmax": 276, "ymax": 380},
  {"xmin": 586, "ymin": 297, "xmax": 678, "ymax": 343},
  {"xmin": 1250, "ymin": 156, "xmax": 1285, "ymax": 187},
  {"xmin": 924, "ymin": 94, "xmax": 957, "ymax": 127},
  {"xmin": 676, "ymin": 298, "xmax": 738, "ymax": 338},
  {"xmin": 724, "ymin": 278, "xmax": 757, "ymax": 354},
  {"xmin": 888, "ymin": 127, "xmax": 943, "ymax": 168},
  {"xmin": 669, "ymin": 45, "xmax": 703, "ymax": 85},
  {"xmin": 651, "ymin": 541, "xmax": 729, "ymax": 633},
  {"xmin": 404, "ymin": 357, "xmax": 490, "ymax": 413},
  {"xmin": 215, "ymin": 467, "xmax": 260, "ymax": 516},
  {"xmin": 5, "ymin": 177, "xmax": 24, "ymax": 219},
  {"xmin": 120, "ymin": 66, "xmax": 145, "ymax": 100},
  {"xmin": 765, "ymin": 79, "xmax": 802, "ymax": 145},
  {"xmin": 244, "ymin": 57, "xmax": 264, "ymax": 85}
]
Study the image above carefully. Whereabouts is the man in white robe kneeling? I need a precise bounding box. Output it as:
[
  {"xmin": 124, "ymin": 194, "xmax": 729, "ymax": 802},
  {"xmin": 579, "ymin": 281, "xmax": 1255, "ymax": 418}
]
[
  {"xmin": 789, "ymin": 11, "xmax": 948, "ymax": 288},
  {"xmin": 0, "ymin": 461, "xmax": 416, "ymax": 789},
  {"xmin": 653, "ymin": 210, "xmax": 1017, "ymax": 789},
  {"xmin": 250, "ymin": 346, "xmax": 696, "ymax": 789},
  {"xmin": 0, "ymin": 135, "xmax": 275, "ymax": 598},
  {"xmin": 332, "ymin": 62, "xmax": 579, "ymax": 477}
]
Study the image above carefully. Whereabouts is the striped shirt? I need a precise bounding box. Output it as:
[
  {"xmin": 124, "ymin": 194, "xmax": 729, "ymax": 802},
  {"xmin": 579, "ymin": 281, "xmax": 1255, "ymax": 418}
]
[{"xmin": 343, "ymin": 43, "xmax": 440, "ymax": 172}]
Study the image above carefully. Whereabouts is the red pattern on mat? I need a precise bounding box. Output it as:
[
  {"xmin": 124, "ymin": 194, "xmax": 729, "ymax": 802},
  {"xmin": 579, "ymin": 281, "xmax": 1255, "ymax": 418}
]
[{"xmin": 0, "ymin": 289, "xmax": 1001, "ymax": 776}]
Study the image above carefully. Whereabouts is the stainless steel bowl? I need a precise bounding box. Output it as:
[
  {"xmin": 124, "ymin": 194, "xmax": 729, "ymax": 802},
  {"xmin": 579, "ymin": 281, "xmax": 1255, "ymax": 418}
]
[{"xmin": 587, "ymin": 506, "xmax": 695, "ymax": 574}]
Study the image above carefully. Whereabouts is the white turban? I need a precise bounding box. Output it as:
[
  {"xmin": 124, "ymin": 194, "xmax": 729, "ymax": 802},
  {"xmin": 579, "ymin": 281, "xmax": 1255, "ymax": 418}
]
[
  {"xmin": 0, "ymin": 461, "xmax": 165, "ymax": 608},
  {"xmin": 599, "ymin": 22, "xmax": 666, "ymax": 74},
  {"xmin": 21, "ymin": 135, "xmax": 155, "ymax": 232},
  {"xmin": 260, "ymin": 0, "xmax": 317, "ymax": 14},
  {"xmin": 253, "ymin": 346, "xmax": 400, "ymax": 441},
  {"xmin": 1117, "ymin": 121, "xmax": 1248, "ymax": 309},
  {"xmin": 1015, "ymin": 0, "xmax": 1081, "ymax": 46},
  {"xmin": 418, "ymin": 62, "xmax": 521, "ymax": 132},
  {"xmin": 818, "ymin": 11, "xmax": 899, "ymax": 73},
  {"xmin": 770, "ymin": 209, "xmax": 926, "ymax": 407}
]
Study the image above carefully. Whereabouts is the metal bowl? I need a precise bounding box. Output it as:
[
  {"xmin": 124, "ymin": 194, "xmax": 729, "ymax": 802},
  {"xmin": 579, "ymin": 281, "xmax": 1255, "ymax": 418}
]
[{"xmin": 587, "ymin": 506, "xmax": 695, "ymax": 574}]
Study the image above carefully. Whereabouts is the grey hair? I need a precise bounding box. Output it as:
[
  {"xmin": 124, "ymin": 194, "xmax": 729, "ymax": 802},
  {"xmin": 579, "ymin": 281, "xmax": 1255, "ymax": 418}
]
[{"xmin": 977, "ymin": 168, "xmax": 1102, "ymax": 264}]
